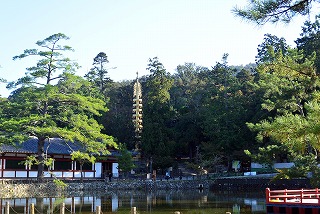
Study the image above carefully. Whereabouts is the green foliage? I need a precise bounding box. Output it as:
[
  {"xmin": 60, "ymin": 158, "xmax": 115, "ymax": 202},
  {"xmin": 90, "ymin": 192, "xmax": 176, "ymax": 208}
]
[
  {"xmin": 244, "ymin": 144, "xmax": 285, "ymax": 168},
  {"xmin": 246, "ymin": 30, "xmax": 320, "ymax": 176},
  {"xmin": 296, "ymin": 14, "xmax": 320, "ymax": 74},
  {"xmin": 142, "ymin": 57, "xmax": 175, "ymax": 169},
  {"xmin": 145, "ymin": 57, "xmax": 173, "ymax": 105},
  {"xmin": 102, "ymin": 81, "xmax": 134, "ymax": 148},
  {"xmin": 9, "ymin": 33, "xmax": 79, "ymax": 89},
  {"xmin": 170, "ymin": 63, "xmax": 208, "ymax": 159},
  {"xmin": 22, "ymin": 155, "xmax": 54, "ymax": 169},
  {"xmin": 117, "ymin": 143, "xmax": 135, "ymax": 176},
  {"xmin": 248, "ymin": 100, "xmax": 320, "ymax": 158},
  {"xmin": 71, "ymin": 151, "xmax": 96, "ymax": 164},
  {"xmin": 233, "ymin": 0, "xmax": 316, "ymax": 24},
  {"xmin": 310, "ymin": 166, "xmax": 320, "ymax": 187},
  {"xmin": 185, "ymin": 162, "xmax": 206, "ymax": 175},
  {"xmin": 71, "ymin": 150, "xmax": 96, "ymax": 182},
  {"xmin": 85, "ymin": 52, "xmax": 114, "ymax": 99},
  {"xmin": 200, "ymin": 55, "xmax": 257, "ymax": 162},
  {"xmin": 256, "ymin": 34, "xmax": 289, "ymax": 64},
  {"xmin": 53, "ymin": 179, "xmax": 67, "ymax": 190},
  {"xmin": 199, "ymin": 154, "xmax": 223, "ymax": 173},
  {"xmin": 0, "ymin": 33, "xmax": 117, "ymax": 181},
  {"xmin": 272, "ymin": 154, "xmax": 317, "ymax": 181}
]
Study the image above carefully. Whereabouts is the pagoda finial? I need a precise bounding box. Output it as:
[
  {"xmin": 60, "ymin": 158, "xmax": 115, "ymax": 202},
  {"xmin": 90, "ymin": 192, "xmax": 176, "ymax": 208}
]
[{"xmin": 136, "ymin": 71, "xmax": 139, "ymax": 80}]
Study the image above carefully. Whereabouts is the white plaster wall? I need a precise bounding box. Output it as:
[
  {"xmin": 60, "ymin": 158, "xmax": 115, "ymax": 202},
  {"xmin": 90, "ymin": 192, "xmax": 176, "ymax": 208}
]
[
  {"xmin": 274, "ymin": 162, "xmax": 294, "ymax": 169},
  {"xmin": 251, "ymin": 162, "xmax": 263, "ymax": 168},
  {"xmin": 3, "ymin": 171, "xmax": 15, "ymax": 177},
  {"xmin": 251, "ymin": 162, "xmax": 294, "ymax": 169},
  {"xmin": 112, "ymin": 195, "xmax": 118, "ymax": 212},
  {"xmin": 85, "ymin": 172, "xmax": 94, "ymax": 178},
  {"xmin": 44, "ymin": 172, "xmax": 51, "ymax": 178},
  {"xmin": 95, "ymin": 162, "xmax": 102, "ymax": 178},
  {"xmin": 112, "ymin": 163, "xmax": 119, "ymax": 177},
  {"xmin": 29, "ymin": 171, "xmax": 37, "ymax": 177},
  {"xmin": 95, "ymin": 198, "xmax": 101, "ymax": 209},
  {"xmin": 63, "ymin": 172, "xmax": 73, "ymax": 178},
  {"xmin": 52, "ymin": 172, "xmax": 62, "ymax": 177},
  {"xmin": 16, "ymin": 171, "xmax": 27, "ymax": 177},
  {"xmin": 74, "ymin": 172, "xmax": 81, "ymax": 178}
]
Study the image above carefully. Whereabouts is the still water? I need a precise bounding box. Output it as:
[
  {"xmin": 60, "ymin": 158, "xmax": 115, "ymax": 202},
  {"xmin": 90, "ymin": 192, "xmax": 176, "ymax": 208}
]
[{"xmin": 1, "ymin": 190, "xmax": 266, "ymax": 214}]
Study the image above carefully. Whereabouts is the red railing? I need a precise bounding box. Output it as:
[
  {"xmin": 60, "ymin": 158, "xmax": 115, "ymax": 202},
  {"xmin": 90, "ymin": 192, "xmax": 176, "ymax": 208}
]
[{"xmin": 266, "ymin": 188, "xmax": 320, "ymax": 205}]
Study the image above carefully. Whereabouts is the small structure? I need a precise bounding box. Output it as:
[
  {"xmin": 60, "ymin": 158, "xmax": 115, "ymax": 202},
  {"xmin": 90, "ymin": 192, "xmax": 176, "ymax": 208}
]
[
  {"xmin": 266, "ymin": 188, "xmax": 320, "ymax": 213},
  {"xmin": 0, "ymin": 138, "xmax": 119, "ymax": 179}
]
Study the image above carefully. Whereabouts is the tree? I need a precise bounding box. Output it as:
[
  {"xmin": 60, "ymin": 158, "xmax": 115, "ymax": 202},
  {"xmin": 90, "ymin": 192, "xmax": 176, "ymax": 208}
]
[
  {"xmin": 8, "ymin": 33, "xmax": 78, "ymax": 88},
  {"xmin": 71, "ymin": 150, "xmax": 96, "ymax": 183},
  {"xmin": 295, "ymin": 15, "xmax": 320, "ymax": 74},
  {"xmin": 85, "ymin": 52, "xmax": 114, "ymax": 99},
  {"xmin": 246, "ymin": 45, "xmax": 319, "ymax": 177},
  {"xmin": 233, "ymin": 0, "xmax": 318, "ymax": 24},
  {"xmin": 117, "ymin": 143, "xmax": 135, "ymax": 178},
  {"xmin": 200, "ymin": 55, "xmax": 256, "ymax": 167},
  {"xmin": 256, "ymin": 34, "xmax": 289, "ymax": 64},
  {"xmin": 171, "ymin": 63, "xmax": 208, "ymax": 159},
  {"xmin": 142, "ymin": 57, "xmax": 175, "ymax": 170},
  {"xmin": 254, "ymin": 48, "xmax": 316, "ymax": 116},
  {"xmin": 102, "ymin": 81, "xmax": 135, "ymax": 149},
  {"xmin": 0, "ymin": 34, "xmax": 117, "ymax": 181}
]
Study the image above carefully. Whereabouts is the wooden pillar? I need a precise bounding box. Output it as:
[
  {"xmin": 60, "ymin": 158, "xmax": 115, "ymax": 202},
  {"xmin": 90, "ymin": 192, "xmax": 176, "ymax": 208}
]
[
  {"xmin": 5, "ymin": 201, "xmax": 9, "ymax": 214},
  {"xmin": 285, "ymin": 207, "xmax": 292, "ymax": 214},
  {"xmin": 0, "ymin": 158, "xmax": 3, "ymax": 178},
  {"xmin": 131, "ymin": 207, "xmax": 137, "ymax": 214},
  {"xmin": 96, "ymin": 206, "xmax": 101, "ymax": 214},
  {"xmin": 299, "ymin": 207, "xmax": 305, "ymax": 214},
  {"xmin": 60, "ymin": 203, "xmax": 65, "ymax": 214},
  {"xmin": 312, "ymin": 207, "xmax": 318, "ymax": 214},
  {"xmin": 30, "ymin": 203, "xmax": 35, "ymax": 214},
  {"xmin": 0, "ymin": 199, "xmax": 2, "ymax": 214},
  {"xmin": 273, "ymin": 206, "xmax": 280, "ymax": 213}
]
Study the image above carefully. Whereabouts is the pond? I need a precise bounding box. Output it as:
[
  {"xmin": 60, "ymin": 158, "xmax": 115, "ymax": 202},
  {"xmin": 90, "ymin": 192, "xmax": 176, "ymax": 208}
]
[{"xmin": 1, "ymin": 189, "xmax": 266, "ymax": 214}]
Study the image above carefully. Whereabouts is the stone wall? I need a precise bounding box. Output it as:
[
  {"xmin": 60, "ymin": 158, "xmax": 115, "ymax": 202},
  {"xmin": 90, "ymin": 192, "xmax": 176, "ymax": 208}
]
[
  {"xmin": 0, "ymin": 179, "xmax": 211, "ymax": 198},
  {"xmin": 0, "ymin": 177, "xmax": 310, "ymax": 198},
  {"xmin": 211, "ymin": 177, "xmax": 310, "ymax": 190},
  {"xmin": 105, "ymin": 180, "xmax": 210, "ymax": 191}
]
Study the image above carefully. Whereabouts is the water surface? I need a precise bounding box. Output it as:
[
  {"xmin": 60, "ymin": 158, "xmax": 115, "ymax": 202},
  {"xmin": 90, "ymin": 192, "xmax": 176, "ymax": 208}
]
[{"xmin": 1, "ymin": 189, "xmax": 266, "ymax": 213}]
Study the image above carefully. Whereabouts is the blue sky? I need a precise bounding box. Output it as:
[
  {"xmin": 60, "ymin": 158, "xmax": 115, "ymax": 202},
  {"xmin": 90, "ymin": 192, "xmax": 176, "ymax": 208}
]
[{"xmin": 0, "ymin": 0, "xmax": 315, "ymax": 97}]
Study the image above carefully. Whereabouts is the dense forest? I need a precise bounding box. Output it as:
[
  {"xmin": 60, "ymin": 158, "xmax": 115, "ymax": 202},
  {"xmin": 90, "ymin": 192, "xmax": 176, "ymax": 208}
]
[
  {"xmin": 103, "ymin": 14, "xmax": 320, "ymax": 178},
  {"xmin": 1, "ymin": 0, "xmax": 320, "ymax": 181}
]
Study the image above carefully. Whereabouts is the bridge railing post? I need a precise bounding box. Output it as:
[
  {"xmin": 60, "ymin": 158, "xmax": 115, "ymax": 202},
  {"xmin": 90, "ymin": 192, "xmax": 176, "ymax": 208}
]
[
  {"xmin": 266, "ymin": 188, "xmax": 270, "ymax": 204},
  {"xmin": 300, "ymin": 189, "xmax": 303, "ymax": 204}
]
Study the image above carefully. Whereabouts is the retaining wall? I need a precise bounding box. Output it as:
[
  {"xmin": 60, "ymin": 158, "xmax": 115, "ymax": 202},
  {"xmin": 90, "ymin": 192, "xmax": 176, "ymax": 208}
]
[
  {"xmin": 0, "ymin": 179, "xmax": 211, "ymax": 198},
  {"xmin": 0, "ymin": 177, "xmax": 311, "ymax": 198},
  {"xmin": 211, "ymin": 177, "xmax": 310, "ymax": 190}
]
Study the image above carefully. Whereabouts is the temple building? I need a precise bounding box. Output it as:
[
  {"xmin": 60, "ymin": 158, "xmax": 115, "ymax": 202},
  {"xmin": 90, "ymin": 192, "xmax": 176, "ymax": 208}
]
[{"xmin": 0, "ymin": 138, "xmax": 119, "ymax": 179}]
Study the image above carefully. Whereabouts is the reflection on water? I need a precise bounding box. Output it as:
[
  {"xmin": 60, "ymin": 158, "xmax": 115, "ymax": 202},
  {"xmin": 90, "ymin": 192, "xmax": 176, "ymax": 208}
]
[{"xmin": 0, "ymin": 190, "xmax": 266, "ymax": 214}]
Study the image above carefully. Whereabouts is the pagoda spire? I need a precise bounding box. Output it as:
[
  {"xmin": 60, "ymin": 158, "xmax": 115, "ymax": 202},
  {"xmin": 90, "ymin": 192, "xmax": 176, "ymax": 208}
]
[{"xmin": 132, "ymin": 72, "xmax": 143, "ymax": 151}]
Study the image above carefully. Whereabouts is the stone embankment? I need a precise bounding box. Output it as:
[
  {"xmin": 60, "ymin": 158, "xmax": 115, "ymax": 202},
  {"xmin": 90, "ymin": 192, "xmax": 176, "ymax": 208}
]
[
  {"xmin": 105, "ymin": 180, "xmax": 210, "ymax": 191},
  {"xmin": 0, "ymin": 176, "xmax": 310, "ymax": 198},
  {"xmin": 211, "ymin": 177, "xmax": 310, "ymax": 190},
  {"xmin": 0, "ymin": 179, "xmax": 210, "ymax": 198}
]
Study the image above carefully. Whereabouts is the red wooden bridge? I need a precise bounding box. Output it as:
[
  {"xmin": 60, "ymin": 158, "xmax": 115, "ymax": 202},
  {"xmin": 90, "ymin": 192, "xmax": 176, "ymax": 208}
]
[{"xmin": 266, "ymin": 188, "xmax": 320, "ymax": 214}]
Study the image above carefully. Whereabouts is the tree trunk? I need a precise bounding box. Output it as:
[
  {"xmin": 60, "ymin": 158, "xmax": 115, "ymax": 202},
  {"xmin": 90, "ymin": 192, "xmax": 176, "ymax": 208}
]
[{"xmin": 37, "ymin": 138, "xmax": 45, "ymax": 182}]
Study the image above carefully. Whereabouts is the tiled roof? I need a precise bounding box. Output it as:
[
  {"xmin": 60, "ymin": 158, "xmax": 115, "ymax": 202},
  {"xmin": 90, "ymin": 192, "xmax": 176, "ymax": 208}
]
[{"xmin": 1, "ymin": 138, "xmax": 88, "ymax": 155}]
